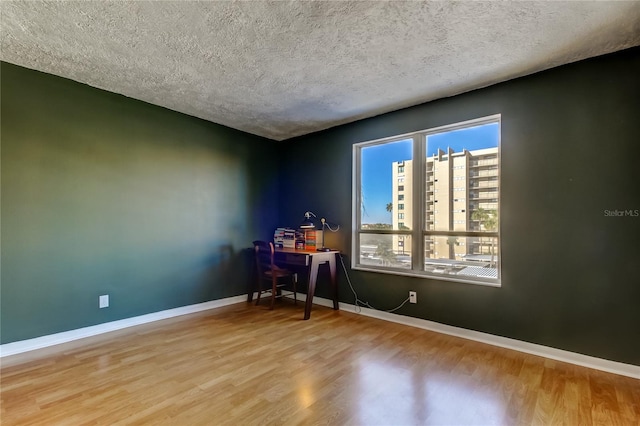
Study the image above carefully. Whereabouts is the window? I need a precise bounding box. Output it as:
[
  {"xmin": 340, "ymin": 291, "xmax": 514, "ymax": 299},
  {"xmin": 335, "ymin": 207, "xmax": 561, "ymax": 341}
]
[{"xmin": 353, "ymin": 115, "xmax": 501, "ymax": 286}]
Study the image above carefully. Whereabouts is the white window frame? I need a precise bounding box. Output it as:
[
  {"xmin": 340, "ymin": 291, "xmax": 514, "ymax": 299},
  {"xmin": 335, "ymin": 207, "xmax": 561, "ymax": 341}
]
[{"xmin": 352, "ymin": 115, "xmax": 501, "ymax": 287}]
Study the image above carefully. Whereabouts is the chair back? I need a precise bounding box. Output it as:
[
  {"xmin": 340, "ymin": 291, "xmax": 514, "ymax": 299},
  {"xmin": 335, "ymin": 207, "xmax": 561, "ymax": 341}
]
[{"xmin": 253, "ymin": 240, "xmax": 275, "ymax": 277}]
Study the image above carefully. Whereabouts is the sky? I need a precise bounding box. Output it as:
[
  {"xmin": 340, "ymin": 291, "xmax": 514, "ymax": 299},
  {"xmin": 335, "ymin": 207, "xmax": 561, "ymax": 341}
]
[{"xmin": 361, "ymin": 122, "xmax": 499, "ymax": 224}]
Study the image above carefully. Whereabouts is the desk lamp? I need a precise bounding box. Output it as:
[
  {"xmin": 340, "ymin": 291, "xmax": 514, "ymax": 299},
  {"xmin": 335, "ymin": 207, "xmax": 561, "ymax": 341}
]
[{"xmin": 300, "ymin": 211, "xmax": 339, "ymax": 251}]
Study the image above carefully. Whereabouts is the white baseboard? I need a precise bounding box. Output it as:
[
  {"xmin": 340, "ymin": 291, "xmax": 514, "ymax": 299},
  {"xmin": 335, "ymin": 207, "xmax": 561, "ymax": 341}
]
[
  {"xmin": 0, "ymin": 295, "xmax": 247, "ymax": 358},
  {"xmin": 310, "ymin": 296, "xmax": 640, "ymax": 379},
  {"xmin": 3, "ymin": 294, "xmax": 638, "ymax": 379}
]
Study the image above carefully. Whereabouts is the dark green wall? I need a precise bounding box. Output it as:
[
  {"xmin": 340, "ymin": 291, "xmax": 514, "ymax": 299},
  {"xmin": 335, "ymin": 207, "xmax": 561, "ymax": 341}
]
[
  {"xmin": 1, "ymin": 62, "xmax": 280, "ymax": 343},
  {"xmin": 280, "ymin": 47, "xmax": 640, "ymax": 366},
  {"xmin": 3, "ymin": 48, "xmax": 639, "ymax": 366}
]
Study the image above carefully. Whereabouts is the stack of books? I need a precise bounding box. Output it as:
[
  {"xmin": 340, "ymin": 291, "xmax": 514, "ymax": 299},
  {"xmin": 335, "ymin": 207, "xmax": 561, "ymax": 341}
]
[
  {"xmin": 304, "ymin": 230, "xmax": 318, "ymax": 250},
  {"xmin": 274, "ymin": 228, "xmax": 297, "ymax": 249}
]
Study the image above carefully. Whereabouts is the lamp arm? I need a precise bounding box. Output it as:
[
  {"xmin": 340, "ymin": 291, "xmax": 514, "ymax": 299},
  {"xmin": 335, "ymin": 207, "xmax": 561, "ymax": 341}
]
[
  {"xmin": 304, "ymin": 211, "xmax": 317, "ymax": 219},
  {"xmin": 320, "ymin": 218, "xmax": 340, "ymax": 232}
]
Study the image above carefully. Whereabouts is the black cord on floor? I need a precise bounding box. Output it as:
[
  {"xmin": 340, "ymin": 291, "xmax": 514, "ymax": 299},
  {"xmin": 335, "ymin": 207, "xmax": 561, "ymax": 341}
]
[{"xmin": 338, "ymin": 254, "xmax": 410, "ymax": 313}]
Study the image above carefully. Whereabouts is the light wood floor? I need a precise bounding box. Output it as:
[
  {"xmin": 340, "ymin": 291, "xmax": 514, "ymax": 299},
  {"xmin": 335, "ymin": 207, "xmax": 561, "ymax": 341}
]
[{"xmin": 1, "ymin": 301, "xmax": 638, "ymax": 425}]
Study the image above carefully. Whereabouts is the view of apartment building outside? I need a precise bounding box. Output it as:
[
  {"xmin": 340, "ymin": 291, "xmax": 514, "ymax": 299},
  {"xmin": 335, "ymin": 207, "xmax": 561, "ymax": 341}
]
[
  {"xmin": 355, "ymin": 115, "xmax": 500, "ymax": 284},
  {"xmin": 392, "ymin": 146, "xmax": 499, "ymax": 271}
]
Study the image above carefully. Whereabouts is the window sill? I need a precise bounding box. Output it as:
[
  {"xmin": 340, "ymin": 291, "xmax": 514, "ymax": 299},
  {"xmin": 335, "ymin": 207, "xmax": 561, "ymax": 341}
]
[{"xmin": 352, "ymin": 264, "xmax": 502, "ymax": 287}]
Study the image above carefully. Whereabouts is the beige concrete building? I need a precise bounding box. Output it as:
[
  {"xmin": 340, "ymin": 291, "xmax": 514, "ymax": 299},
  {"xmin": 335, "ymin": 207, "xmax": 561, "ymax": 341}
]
[
  {"xmin": 391, "ymin": 159, "xmax": 413, "ymax": 257},
  {"xmin": 392, "ymin": 146, "xmax": 499, "ymax": 266}
]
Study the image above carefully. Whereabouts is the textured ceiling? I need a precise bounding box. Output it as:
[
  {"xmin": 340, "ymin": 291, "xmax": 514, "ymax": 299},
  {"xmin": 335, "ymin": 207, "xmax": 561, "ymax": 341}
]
[{"xmin": 2, "ymin": 1, "xmax": 639, "ymax": 141}]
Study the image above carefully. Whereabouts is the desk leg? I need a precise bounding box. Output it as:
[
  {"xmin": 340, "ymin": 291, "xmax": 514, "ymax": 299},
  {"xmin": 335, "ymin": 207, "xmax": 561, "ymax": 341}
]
[
  {"xmin": 304, "ymin": 258, "xmax": 320, "ymax": 320},
  {"xmin": 328, "ymin": 254, "xmax": 339, "ymax": 310},
  {"xmin": 303, "ymin": 253, "xmax": 339, "ymax": 320},
  {"xmin": 248, "ymin": 256, "xmax": 256, "ymax": 302}
]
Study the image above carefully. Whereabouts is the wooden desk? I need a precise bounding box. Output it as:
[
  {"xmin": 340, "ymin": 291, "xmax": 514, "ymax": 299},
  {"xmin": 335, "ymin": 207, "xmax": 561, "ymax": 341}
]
[{"xmin": 249, "ymin": 247, "xmax": 340, "ymax": 320}]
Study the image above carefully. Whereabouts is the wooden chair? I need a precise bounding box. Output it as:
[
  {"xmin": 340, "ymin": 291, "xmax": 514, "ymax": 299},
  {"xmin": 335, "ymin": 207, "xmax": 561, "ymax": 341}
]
[{"xmin": 253, "ymin": 241, "xmax": 297, "ymax": 309}]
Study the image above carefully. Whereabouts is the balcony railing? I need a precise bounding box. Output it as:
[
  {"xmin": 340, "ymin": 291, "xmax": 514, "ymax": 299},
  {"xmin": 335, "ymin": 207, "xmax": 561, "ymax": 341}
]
[
  {"xmin": 470, "ymin": 170, "xmax": 499, "ymax": 178},
  {"xmin": 469, "ymin": 181, "xmax": 499, "ymax": 189},
  {"xmin": 470, "ymin": 192, "xmax": 498, "ymax": 200},
  {"xmin": 469, "ymin": 159, "xmax": 498, "ymax": 168}
]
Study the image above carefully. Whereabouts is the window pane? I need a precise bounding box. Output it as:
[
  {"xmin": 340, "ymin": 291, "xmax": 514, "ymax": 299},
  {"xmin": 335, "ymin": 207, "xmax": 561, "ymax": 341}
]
[
  {"xmin": 361, "ymin": 139, "xmax": 413, "ymax": 231},
  {"xmin": 424, "ymin": 236, "xmax": 499, "ymax": 280},
  {"xmin": 353, "ymin": 115, "xmax": 500, "ymax": 285},
  {"xmin": 425, "ymin": 123, "xmax": 499, "ymax": 232},
  {"xmin": 359, "ymin": 234, "xmax": 412, "ymax": 269}
]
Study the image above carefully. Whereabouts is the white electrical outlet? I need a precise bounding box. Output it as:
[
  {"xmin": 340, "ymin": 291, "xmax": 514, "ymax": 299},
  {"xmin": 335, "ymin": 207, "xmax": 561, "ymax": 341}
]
[
  {"xmin": 409, "ymin": 291, "xmax": 417, "ymax": 304},
  {"xmin": 99, "ymin": 294, "xmax": 109, "ymax": 308}
]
